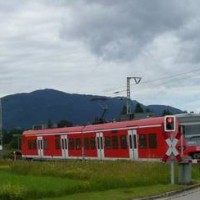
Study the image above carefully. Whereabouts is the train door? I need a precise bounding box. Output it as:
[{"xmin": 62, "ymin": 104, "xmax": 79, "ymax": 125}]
[
  {"xmin": 128, "ymin": 130, "xmax": 138, "ymax": 160},
  {"xmin": 96, "ymin": 132, "xmax": 104, "ymax": 160},
  {"xmin": 37, "ymin": 136, "xmax": 44, "ymax": 157},
  {"xmin": 61, "ymin": 135, "xmax": 68, "ymax": 159}
]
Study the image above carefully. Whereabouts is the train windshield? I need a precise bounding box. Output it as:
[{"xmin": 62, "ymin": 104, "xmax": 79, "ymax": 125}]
[{"xmin": 183, "ymin": 124, "xmax": 200, "ymax": 146}]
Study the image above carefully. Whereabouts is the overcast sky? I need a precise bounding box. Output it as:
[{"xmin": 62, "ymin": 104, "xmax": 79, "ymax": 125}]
[{"xmin": 1, "ymin": 0, "xmax": 200, "ymax": 112}]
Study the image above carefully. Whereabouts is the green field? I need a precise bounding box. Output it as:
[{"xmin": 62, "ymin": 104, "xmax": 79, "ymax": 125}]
[{"xmin": 0, "ymin": 160, "xmax": 199, "ymax": 200}]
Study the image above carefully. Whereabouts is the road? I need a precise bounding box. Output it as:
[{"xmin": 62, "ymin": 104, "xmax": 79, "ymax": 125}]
[{"xmin": 157, "ymin": 187, "xmax": 200, "ymax": 200}]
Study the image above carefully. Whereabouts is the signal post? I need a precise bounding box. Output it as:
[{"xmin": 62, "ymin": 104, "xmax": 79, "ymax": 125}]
[
  {"xmin": 0, "ymin": 98, "xmax": 2, "ymax": 156},
  {"xmin": 162, "ymin": 115, "xmax": 192, "ymax": 185},
  {"xmin": 163, "ymin": 115, "xmax": 180, "ymax": 185}
]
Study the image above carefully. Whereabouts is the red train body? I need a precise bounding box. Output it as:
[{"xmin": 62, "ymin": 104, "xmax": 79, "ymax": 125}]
[{"xmin": 21, "ymin": 114, "xmax": 200, "ymax": 161}]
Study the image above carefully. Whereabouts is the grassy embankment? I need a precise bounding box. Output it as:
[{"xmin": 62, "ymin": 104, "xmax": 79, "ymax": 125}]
[{"xmin": 0, "ymin": 160, "xmax": 200, "ymax": 200}]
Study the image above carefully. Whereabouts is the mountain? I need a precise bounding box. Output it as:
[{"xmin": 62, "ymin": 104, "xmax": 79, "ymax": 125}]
[{"xmin": 1, "ymin": 89, "xmax": 183, "ymax": 129}]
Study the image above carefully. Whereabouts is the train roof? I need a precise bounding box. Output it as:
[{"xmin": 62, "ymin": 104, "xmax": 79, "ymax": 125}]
[
  {"xmin": 175, "ymin": 113, "xmax": 200, "ymax": 124},
  {"xmin": 23, "ymin": 116, "xmax": 164, "ymax": 136},
  {"xmin": 84, "ymin": 117, "xmax": 164, "ymax": 131},
  {"xmin": 22, "ymin": 113, "xmax": 200, "ymax": 137},
  {"xmin": 23, "ymin": 126, "xmax": 84, "ymax": 136}
]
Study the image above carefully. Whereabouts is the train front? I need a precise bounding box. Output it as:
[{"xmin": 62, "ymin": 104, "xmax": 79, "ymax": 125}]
[{"xmin": 177, "ymin": 113, "xmax": 200, "ymax": 159}]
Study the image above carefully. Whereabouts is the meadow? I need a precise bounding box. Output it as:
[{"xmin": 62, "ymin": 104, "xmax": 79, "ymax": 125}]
[{"xmin": 0, "ymin": 159, "xmax": 200, "ymax": 200}]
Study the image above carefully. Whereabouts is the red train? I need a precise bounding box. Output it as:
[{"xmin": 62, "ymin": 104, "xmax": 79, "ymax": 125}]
[{"xmin": 21, "ymin": 114, "xmax": 200, "ymax": 161}]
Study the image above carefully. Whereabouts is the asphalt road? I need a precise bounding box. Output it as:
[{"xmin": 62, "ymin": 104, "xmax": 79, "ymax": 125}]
[{"xmin": 157, "ymin": 187, "xmax": 200, "ymax": 200}]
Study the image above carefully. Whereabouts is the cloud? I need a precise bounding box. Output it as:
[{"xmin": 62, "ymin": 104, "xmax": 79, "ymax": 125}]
[
  {"xmin": 0, "ymin": 0, "xmax": 200, "ymax": 112},
  {"xmin": 60, "ymin": 0, "xmax": 194, "ymax": 62}
]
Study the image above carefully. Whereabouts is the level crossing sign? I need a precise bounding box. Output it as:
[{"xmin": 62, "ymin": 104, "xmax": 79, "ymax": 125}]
[
  {"xmin": 162, "ymin": 132, "xmax": 182, "ymax": 162},
  {"xmin": 162, "ymin": 115, "xmax": 182, "ymax": 162},
  {"xmin": 162, "ymin": 115, "xmax": 182, "ymax": 185}
]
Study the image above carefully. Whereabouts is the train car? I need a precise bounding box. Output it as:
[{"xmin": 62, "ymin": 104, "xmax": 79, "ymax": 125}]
[{"xmin": 21, "ymin": 113, "xmax": 200, "ymax": 161}]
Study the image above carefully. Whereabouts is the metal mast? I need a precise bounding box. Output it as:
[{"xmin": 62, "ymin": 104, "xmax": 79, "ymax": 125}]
[
  {"xmin": 126, "ymin": 77, "xmax": 142, "ymax": 115},
  {"xmin": 0, "ymin": 98, "xmax": 2, "ymax": 151}
]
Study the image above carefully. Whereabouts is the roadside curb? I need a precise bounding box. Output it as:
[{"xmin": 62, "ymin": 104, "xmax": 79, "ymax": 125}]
[{"xmin": 136, "ymin": 183, "xmax": 200, "ymax": 200}]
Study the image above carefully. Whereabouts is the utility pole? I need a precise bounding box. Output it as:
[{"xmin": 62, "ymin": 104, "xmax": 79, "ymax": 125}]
[
  {"xmin": 0, "ymin": 98, "xmax": 3, "ymax": 152},
  {"xmin": 126, "ymin": 77, "xmax": 142, "ymax": 115}
]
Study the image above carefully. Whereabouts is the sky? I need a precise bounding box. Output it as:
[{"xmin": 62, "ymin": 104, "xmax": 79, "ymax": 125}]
[{"xmin": 1, "ymin": 0, "xmax": 200, "ymax": 112}]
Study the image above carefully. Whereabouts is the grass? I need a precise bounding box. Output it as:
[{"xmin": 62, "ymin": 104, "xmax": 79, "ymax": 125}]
[
  {"xmin": 9, "ymin": 160, "xmax": 171, "ymax": 186},
  {"xmin": 0, "ymin": 160, "xmax": 199, "ymax": 200},
  {"xmin": 39, "ymin": 184, "xmax": 185, "ymax": 200},
  {"xmin": 0, "ymin": 170, "xmax": 89, "ymax": 199}
]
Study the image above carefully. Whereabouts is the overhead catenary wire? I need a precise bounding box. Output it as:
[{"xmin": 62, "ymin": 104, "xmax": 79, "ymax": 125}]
[{"xmin": 107, "ymin": 67, "xmax": 200, "ymax": 96}]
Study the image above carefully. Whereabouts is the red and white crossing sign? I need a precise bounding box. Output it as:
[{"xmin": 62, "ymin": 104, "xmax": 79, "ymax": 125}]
[{"xmin": 162, "ymin": 132, "xmax": 182, "ymax": 162}]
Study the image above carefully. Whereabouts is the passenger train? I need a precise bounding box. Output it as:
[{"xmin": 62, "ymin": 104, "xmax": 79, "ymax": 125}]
[{"xmin": 21, "ymin": 114, "xmax": 200, "ymax": 161}]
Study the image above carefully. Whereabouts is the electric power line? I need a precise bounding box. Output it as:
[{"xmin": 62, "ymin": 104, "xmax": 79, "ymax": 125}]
[{"xmin": 110, "ymin": 67, "xmax": 200, "ymax": 96}]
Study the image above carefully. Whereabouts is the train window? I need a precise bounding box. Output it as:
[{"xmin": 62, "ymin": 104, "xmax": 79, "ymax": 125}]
[
  {"xmin": 133, "ymin": 135, "xmax": 137, "ymax": 149},
  {"xmin": 129, "ymin": 135, "xmax": 133, "ymax": 149},
  {"xmin": 105, "ymin": 137, "xmax": 111, "ymax": 149},
  {"xmin": 120, "ymin": 135, "xmax": 127, "ymax": 149},
  {"xmin": 76, "ymin": 138, "xmax": 81, "ymax": 150},
  {"xmin": 112, "ymin": 136, "xmax": 118, "ymax": 149},
  {"xmin": 100, "ymin": 137, "xmax": 103, "ymax": 149},
  {"xmin": 139, "ymin": 134, "xmax": 147, "ymax": 149},
  {"xmin": 63, "ymin": 138, "xmax": 67, "ymax": 149},
  {"xmin": 148, "ymin": 134, "xmax": 157, "ymax": 148},
  {"xmin": 97, "ymin": 138, "xmax": 100, "ymax": 149},
  {"xmin": 33, "ymin": 140, "xmax": 37, "ymax": 149},
  {"xmin": 84, "ymin": 138, "xmax": 90, "ymax": 149},
  {"xmin": 28, "ymin": 140, "xmax": 37, "ymax": 149},
  {"xmin": 28, "ymin": 141, "xmax": 31, "ymax": 149},
  {"xmin": 44, "ymin": 140, "xmax": 49, "ymax": 150},
  {"xmin": 97, "ymin": 137, "xmax": 103, "ymax": 149},
  {"xmin": 69, "ymin": 138, "xmax": 75, "ymax": 150},
  {"xmin": 184, "ymin": 124, "xmax": 200, "ymax": 145},
  {"xmin": 55, "ymin": 139, "xmax": 61, "ymax": 149},
  {"xmin": 90, "ymin": 137, "xmax": 96, "ymax": 149}
]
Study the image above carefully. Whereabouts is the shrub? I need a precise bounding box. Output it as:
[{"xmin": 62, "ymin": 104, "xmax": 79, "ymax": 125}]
[{"xmin": 0, "ymin": 184, "xmax": 27, "ymax": 200}]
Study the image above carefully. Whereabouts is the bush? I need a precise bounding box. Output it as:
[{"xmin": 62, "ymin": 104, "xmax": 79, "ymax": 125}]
[{"xmin": 0, "ymin": 184, "xmax": 27, "ymax": 200}]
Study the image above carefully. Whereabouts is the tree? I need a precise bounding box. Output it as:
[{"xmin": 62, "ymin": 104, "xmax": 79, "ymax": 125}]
[
  {"xmin": 134, "ymin": 103, "xmax": 144, "ymax": 113},
  {"xmin": 162, "ymin": 110, "xmax": 173, "ymax": 116},
  {"xmin": 145, "ymin": 108, "xmax": 151, "ymax": 113},
  {"xmin": 92, "ymin": 117, "xmax": 106, "ymax": 124},
  {"xmin": 3, "ymin": 128, "xmax": 23, "ymax": 150},
  {"xmin": 57, "ymin": 120, "xmax": 73, "ymax": 128},
  {"xmin": 121, "ymin": 105, "xmax": 127, "ymax": 115},
  {"xmin": 2, "ymin": 130, "xmax": 12, "ymax": 144},
  {"xmin": 47, "ymin": 119, "xmax": 53, "ymax": 128}
]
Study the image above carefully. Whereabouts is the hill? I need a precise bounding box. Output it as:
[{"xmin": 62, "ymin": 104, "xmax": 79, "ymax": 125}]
[{"xmin": 1, "ymin": 89, "xmax": 183, "ymax": 129}]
